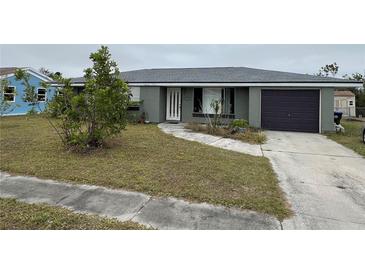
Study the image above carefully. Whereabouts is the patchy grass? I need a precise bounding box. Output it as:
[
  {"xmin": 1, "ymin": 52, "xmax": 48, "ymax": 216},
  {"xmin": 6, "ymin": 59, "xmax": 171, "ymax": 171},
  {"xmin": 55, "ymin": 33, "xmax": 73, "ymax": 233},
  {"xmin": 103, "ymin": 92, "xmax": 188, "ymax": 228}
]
[
  {"xmin": 185, "ymin": 122, "xmax": 267, "ymax": 144},
  {"xmin": 0, "ymin": 116, "xmax": 291, "ymax": 220},
  {"xmin": 0, "ymin": 198, "xmax": 145, "ymax": 230},
  {"xmin": 325, "ymin": 120, "xmax": 365, "ymax": 157}
]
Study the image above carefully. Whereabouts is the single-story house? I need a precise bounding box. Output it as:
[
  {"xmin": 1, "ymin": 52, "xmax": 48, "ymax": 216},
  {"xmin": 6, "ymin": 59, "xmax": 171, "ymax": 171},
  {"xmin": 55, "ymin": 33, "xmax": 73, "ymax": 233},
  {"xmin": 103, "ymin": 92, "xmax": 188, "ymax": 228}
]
[
  {"xmin": 71, "ymin": 67, "xmax": 362, "ymax": 133},
  {"xmin": 0, "ymin": 67, "xmax": 56, "ymax": 115},
  {"xmin": 334, "ymin": 90, "xmax": 356, "ymax": 117}
]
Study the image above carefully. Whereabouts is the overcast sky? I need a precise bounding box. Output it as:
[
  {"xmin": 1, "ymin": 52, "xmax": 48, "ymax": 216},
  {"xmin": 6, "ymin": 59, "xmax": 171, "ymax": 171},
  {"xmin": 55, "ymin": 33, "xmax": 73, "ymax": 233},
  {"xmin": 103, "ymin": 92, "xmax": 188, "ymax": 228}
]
[{"xmin": 0, "ymin": 44, "xmax": 364, "ymax": 78}]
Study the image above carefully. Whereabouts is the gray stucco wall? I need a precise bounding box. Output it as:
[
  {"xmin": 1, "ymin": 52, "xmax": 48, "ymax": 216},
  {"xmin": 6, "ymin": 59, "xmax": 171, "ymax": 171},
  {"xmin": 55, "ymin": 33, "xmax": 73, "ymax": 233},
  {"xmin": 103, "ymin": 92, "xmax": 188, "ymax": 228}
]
[
  {"xmin": 235, "ymin": 87, "xmax": 249, "ymax": 120},
  {"xmin": 320, "ymin": 88, "xmax": 335, "ymax": 132},
  {"xmin": 248, "ymin": 87, "xmax": 335, "ymax": 132},
  {"xmin": 181, "ymin": 87, "xmax": 194, "ymax": 122},
  {"xmin": 248, "ymin": 87, "xmax": 261, "ymax": 128},
  {"xmin": 140, "ymin": 86, "xmax": 166, "ymax": 123}
]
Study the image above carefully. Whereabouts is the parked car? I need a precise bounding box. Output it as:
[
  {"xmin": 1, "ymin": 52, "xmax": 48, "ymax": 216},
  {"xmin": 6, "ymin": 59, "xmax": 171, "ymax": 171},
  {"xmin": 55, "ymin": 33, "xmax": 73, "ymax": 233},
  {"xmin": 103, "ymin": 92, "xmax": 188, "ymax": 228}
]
[{"xmin": 363, "ymin": 125, "xmax": 365, "ymax": 144}]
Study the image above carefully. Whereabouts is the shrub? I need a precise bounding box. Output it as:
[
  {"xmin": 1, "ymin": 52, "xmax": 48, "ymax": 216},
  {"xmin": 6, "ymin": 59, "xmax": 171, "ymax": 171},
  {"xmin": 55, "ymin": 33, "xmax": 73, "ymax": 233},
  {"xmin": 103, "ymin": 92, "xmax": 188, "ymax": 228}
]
[
  {"xmin": 229, "ymin": 119, "xmax": 249, "ymax": 128},
  {"xmin": 127, "ymin": 113, "xmax": 138, "ymax": 124},
  {"xmin": 235, "ymin": 129, "xmax": 267, "ymax": 144}
]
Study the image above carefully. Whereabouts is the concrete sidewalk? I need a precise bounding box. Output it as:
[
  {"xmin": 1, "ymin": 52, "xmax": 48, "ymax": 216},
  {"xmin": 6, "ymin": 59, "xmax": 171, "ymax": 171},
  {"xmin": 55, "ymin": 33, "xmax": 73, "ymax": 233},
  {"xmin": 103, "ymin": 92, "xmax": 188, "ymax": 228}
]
[
  {"xmin": 0, "ymin": 172, "xmax": 280, "ymax": 230},
  {"xmin": 158, "ymin": 123, "xmax": 263, "ymax": 157}
]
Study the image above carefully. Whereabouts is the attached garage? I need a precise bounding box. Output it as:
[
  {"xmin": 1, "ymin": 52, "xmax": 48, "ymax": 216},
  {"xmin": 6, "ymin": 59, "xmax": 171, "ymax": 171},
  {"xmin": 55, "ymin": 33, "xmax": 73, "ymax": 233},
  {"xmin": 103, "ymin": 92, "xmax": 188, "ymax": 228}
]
[{"xmin": 261, "ymin": 89, "xmax": 320, "ymax": 133}]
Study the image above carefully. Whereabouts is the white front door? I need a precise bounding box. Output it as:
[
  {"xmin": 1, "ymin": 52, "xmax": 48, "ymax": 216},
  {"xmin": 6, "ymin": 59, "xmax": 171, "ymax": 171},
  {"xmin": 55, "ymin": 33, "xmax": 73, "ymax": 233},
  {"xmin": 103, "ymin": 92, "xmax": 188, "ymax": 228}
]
[{"xmin": 166, "ymin": 88, "xmax": 181, "ymax": 121}]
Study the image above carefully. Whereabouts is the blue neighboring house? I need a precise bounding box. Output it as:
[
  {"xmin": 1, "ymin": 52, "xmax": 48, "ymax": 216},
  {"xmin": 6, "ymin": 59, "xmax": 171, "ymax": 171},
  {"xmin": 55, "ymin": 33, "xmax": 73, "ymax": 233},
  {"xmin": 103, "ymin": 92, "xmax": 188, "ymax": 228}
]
[{"xmin": 0, "ymin": 67, "xmax": 56, "ymax": 116}]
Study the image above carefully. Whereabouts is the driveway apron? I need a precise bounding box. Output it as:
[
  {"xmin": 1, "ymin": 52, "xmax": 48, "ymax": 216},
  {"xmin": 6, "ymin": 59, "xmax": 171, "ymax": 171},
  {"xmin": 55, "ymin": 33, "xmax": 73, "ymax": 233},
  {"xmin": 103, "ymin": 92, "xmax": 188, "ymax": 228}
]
[{"xmin": 262, "ymin": 131, "xmax": 365, "ymax": 229}]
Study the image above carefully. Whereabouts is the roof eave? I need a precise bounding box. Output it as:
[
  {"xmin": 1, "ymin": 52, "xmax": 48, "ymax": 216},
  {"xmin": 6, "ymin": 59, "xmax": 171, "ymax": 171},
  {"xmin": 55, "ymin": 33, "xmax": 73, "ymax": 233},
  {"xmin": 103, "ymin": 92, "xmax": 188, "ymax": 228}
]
[
  {"xmin": 66, "ymin": 82, "xmax": 362, "ymax": 88},
  {"xmin": 125, "ymin": 82, "xmax": 363, "ymax": 88}
]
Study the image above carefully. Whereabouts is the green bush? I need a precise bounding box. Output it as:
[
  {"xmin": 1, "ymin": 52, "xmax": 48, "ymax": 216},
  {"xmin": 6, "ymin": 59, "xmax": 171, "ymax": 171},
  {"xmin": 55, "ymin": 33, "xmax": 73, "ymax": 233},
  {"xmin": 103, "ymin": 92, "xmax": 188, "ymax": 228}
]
[
  {"xmin": 47, "ymin": 46, "xmax": 130, "ymax": 149},
  {"xmin": 229, "ymin": 119, "xmax": 249, "ymax": 128}
]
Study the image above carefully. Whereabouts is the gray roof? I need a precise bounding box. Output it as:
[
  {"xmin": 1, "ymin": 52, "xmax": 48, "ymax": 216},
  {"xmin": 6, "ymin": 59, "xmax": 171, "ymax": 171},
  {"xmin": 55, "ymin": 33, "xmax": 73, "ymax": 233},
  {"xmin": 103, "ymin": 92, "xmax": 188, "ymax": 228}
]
[{"xmin": 71, "ymin": 67, "xmax": 360, "ymax": 84}]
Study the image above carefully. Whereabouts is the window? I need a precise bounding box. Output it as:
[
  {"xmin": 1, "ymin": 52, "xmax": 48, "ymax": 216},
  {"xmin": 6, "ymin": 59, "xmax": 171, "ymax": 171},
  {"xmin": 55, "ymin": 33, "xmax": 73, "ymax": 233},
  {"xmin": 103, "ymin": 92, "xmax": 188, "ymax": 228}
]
[
  {"xmin": 129, "ymin": 87, "xmax": 140, "ymax": 102},
  {"xmin": 349, "ymin": 100, "xmax": 353, "ymax": 106},
  {"xmin": 225, "ymin": 88, "xmax": 235, "ymax": 114},
  {"xmin": 335, "ymin": 99, "xmax": 340, "ymax": 107},
  {"xmin": 193, "ymin": 87, "xmax": 234, "ymax": 114},
  {"xmin": 37, "ymin": 88, "xmax": 46, "ymax": 102},
  {"xmin": 203, "ymin": 88, "xmax": 222, "ymax": 114},
  {"xmin": 193, "ymin": 88, "xmax": 203, "ymax": 112},
  {"xmin": 57, "ymin": 89, "xmax": 64, "ymax": 96},
  {"xmin": 3, "ymin": 86, "xmax": 15, "ymax": 102}
]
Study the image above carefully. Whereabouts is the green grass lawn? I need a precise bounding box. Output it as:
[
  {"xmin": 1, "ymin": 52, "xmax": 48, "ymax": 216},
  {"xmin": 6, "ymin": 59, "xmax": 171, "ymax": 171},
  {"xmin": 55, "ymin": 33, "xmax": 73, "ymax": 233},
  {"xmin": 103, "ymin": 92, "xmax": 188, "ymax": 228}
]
[
  {"xmin": 0, "ymin": 116, "xmax": 291, "ymax": 220},
  {"xmin": 325, "ymin": 120, "xmax": 365, "ymax": 157},
  {"xmin": 0, "ymin": 198, "xmax": 145, "ymax": 230}
]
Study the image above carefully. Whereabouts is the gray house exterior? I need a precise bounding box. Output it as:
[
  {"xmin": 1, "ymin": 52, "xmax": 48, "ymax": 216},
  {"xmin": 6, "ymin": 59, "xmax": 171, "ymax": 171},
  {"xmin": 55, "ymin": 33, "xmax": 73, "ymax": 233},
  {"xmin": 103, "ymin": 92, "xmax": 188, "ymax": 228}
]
[{"xmin": 71, "ymin": 67, "xmax": 362, "ymax": 133}]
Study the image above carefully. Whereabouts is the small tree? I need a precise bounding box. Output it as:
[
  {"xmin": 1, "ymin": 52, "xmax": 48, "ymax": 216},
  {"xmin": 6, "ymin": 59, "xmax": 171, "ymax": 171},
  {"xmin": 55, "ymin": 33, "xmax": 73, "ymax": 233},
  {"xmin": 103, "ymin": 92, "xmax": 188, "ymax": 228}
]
[
  {"xmin": 316, "ymin": 62, "xmax": 339, "ymax": 77},
  {"xmin": 48, "ymin": 46, "xmax": 130, "ymax": 148},
  {"xmin": 204, "ymin": 99, "xmax": 223, "ymax": 134}
]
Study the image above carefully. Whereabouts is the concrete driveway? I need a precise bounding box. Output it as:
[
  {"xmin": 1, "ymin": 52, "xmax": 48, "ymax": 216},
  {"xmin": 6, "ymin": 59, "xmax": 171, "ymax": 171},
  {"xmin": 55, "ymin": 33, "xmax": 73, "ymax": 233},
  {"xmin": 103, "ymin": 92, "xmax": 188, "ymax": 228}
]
[{"xmin": 262, "ymin": 131, "xmax": 365, "ymax": 229}]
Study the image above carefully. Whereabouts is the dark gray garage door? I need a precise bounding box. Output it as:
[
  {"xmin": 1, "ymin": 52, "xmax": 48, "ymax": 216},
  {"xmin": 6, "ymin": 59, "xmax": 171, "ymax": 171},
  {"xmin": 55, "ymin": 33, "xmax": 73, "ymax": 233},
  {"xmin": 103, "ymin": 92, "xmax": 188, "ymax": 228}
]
[{"xmin": 261, "ymin": 89, "xmax": 320, "ymax": 133}]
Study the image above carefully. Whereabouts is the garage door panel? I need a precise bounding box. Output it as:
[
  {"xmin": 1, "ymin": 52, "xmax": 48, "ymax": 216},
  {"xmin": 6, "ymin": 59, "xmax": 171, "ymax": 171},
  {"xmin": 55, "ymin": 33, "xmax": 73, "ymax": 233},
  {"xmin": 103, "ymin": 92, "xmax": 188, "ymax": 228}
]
[{"xmin": 261, "ymin": 89, "xmax": 320, "ymax": 133}]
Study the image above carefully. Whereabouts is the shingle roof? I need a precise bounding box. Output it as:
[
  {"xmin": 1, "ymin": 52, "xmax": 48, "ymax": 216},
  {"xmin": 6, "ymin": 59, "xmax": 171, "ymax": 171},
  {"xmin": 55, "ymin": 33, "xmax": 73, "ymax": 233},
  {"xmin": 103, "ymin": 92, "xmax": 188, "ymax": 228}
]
[
  {"xmin": 0, "ymin": 67, "xmax": 19, "ymax": 76},
  {"xmin": 0, "ymin": 67, "xmax": 54, "ymax": 82},
  {"xmin": 71, "ymin": 67, "xmax": 361, "ymax": 84},
  {"xmin": 334, "ymin": 90, "xmax": 356, "ymax": 97}
]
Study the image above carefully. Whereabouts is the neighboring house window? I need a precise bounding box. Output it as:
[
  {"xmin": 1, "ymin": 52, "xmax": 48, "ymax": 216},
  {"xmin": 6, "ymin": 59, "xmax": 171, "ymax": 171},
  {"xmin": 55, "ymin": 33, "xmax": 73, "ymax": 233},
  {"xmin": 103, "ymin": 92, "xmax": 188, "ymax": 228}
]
[
  {"xmin": 37, "ymin": 88, "xmax": 46, "ymax": 102},
  {"xmin": 335, "ymin": 99, "xmax": 340, "ymax": 107},
  {"xmin": 129, "ymin": 87, "xmax": 140, "ymax": 102},
  {"xmin": 193, "ymin": 87, "xmax": 235, "ymax": 114},
  {"xmin": 3, "ymin": 86, "xmax": 16, "ymax": 102},
  {"xmin": 349, "ymin": 100, "xmax": 353, "ymax": 106},
  {"xmin": 57, "ymin": 89, "xmax": 64, "ymax": 96}
]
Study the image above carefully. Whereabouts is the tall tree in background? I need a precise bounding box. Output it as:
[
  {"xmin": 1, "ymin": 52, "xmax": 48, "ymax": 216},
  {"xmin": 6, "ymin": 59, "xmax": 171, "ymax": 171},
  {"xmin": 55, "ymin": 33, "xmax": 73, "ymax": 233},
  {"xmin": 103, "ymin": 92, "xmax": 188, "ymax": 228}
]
[
  {"xmin": 39, "ymin": 67, "xmax": 63, "ymax": 80},
  {"xmin": 343, "ymin": 72, "xmax": 365, "ymax": 89},
  {"xmin": 315, "ymin": 62, "xmax": 339, "ymax": 77}
]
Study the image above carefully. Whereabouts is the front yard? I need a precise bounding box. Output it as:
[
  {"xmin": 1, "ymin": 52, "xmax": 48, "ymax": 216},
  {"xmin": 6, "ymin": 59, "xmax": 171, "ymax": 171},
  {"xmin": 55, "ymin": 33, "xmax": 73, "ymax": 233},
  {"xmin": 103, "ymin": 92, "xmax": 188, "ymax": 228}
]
[
  {"xmin": 325, "ymin": 119, "xmax": 365, "ymax": 157},
  {"xmin": 0, "ymin": 116, "xmax": 291, "ymax": 220},
  {"xmin": 0, "ymin": 198, "xmax": 145, "ymax": 230}
]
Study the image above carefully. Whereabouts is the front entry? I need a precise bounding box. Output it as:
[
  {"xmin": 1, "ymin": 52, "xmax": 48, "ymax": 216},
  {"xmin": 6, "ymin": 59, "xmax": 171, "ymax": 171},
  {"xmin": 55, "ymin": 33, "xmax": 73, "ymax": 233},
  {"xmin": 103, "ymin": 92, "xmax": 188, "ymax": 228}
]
[{"xmin": 166, "ymin": 87, "xmax": 181, "ymax": 121}]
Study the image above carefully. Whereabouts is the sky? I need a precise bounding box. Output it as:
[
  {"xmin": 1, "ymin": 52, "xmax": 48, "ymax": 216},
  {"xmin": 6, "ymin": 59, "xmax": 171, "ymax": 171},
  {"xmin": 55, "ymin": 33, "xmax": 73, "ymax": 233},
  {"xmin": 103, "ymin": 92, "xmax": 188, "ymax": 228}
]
[{"xmin": 0, "ymin": 44, "xmax": 364, "ymax": 78}]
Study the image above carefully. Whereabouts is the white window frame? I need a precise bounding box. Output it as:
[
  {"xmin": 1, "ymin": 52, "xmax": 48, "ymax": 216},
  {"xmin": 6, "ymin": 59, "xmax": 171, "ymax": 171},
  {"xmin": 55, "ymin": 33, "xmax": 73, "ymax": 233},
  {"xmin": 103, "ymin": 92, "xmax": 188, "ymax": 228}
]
[
  {"xmin": 3, "ymin": 86, "xmax": 16, "ymax": 102},
  {"xmin": 37, "ymin": 88, "xmax": 47, "ymax": 102}
]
